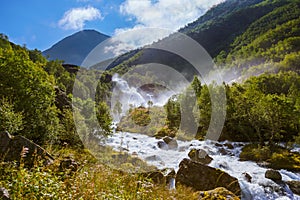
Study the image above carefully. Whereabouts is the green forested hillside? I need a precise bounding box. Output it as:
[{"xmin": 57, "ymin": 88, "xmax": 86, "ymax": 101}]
[
  {"xmin": 213, "ymin": 0, "xmax": 300, "ymax": 73},
  {"xmin": 109, "ymin": 0, "xmax": 300, "ymax": 77},
  {"xmin": 181, "ymin": 0, "xmax": 284, "ymax": 57},
  {"xmin": 0, "ymin": 35, "xmax": 112, "ymax": 146}
]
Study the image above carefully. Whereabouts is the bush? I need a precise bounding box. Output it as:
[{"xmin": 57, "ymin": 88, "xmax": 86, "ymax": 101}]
[
  {"xmin": 240, "ymin": 144, "xmax": 300, "ymax": 171},
  {"xmin": 0, "ymin": 98, "xmax": 23, "ymax": 134},
  {"xmin": 239, "ymin": 144, "xmax": 271, "ymax": 162}
]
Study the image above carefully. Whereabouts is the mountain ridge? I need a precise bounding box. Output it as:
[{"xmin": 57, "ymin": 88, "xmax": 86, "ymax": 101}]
[
  {"xmin": 43, "ymin": 29, "xmax": 110, "ymax": 66},
  {"xmin": 106, "ymin": 0, "xmax": 300, "ymax": 79},
  {"xmin": 42, "ymin": 0, "xmax": 300, "ymax": 77}
]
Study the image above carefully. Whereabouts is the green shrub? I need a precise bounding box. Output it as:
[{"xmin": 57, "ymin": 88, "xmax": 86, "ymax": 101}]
[
  {"xmin": 0, "ymin": 98, "xmax": 23, "ymax": 134},
  {"xmin": 240, "ymin": 144, "xmax": 300, "ymax": 171}
]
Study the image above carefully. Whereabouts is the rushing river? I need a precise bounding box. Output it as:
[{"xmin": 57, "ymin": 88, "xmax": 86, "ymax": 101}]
[
  {"xmin": 105, "ymin": 131, "xmax": 300, "ymax": 200},
  {"xmin": 106, "ymin": 75, "xmax": 300, "ymax": 199}
]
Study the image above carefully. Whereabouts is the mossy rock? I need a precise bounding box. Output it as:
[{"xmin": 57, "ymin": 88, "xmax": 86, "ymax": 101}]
[
  {"xmin": 265, "ymin": 169, "xmax": 282, "ymax": 182},
  {"xmin": 286, "ymin": 181, "xmax": 300, "ymax": 196},
  {"xmin": 239, "ymin": 144, "xmax": 300, "ymax": 171},
  {"xmin": 155, "ymin": 126, "xmax": 176, "ymax": 138},
  {"xmin": 188, "ymin": 149, "xmax": 213, "ymax": 165},
  {"xmin": 0, "ymin": 131, "xmax": 53, "ymax": 167},
  {"xmin": 267, "ymin": 151, "xmax": 300, "ymax": 171},
  {"xmin": 199, "ymin": 187, "xmax": 240, "ymax": 200},
  {"xmin": 176, "ymin": 159, "xmax": 241, "ymax": 196}
]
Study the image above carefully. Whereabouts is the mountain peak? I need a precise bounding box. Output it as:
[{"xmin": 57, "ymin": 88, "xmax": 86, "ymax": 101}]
[{"xmin": 43, "ymin": 30, "xmax": 110, "ymax": 66}]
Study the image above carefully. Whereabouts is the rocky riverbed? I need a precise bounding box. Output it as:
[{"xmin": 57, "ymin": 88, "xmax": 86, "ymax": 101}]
[{"xmin": 104, "ymin": 131, "xmax": 300, "ymax": 200}]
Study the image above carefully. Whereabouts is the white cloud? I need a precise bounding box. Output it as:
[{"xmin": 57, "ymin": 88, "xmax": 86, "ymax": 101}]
[
  {"xmin": 58, "ymin": 6, "xmax": 102, "ymax": 30},
  {"xmin": 112, "ymin": 0, "xmax": 224, "ymax": 53},
  {"xmin": 104, "ymin": 27, "xmax": 172, "ymax": 56},
  {"xmin": 120, "ymin": 0, "xmax": 224, "ymax": 31}
]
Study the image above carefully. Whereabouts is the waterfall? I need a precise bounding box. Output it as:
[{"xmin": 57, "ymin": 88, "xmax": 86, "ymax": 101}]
[{"xmin": 111, "ymin": 74, "xmax": 176, "ymax": 122}]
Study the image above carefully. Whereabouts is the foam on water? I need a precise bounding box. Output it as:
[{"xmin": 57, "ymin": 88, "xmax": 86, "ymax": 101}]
[{"xmin": 104, "ymin": 131, "xmax": 300, "ymax": 200}]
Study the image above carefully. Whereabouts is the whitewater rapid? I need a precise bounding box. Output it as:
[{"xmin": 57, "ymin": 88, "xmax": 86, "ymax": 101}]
[{"xmin": 105, "ymin": 131, "xmax": 300, "ymax": 200}]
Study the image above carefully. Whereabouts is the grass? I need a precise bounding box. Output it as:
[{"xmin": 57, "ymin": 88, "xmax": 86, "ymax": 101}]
[{"xmin": 0, "ymin": 146, "xmax": 202, "ymax": 200}]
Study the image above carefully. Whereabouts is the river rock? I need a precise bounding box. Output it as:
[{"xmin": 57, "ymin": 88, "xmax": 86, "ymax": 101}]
[
  {"xmin": 215, "ymin": 143, "xmax": 223, "ymax": 147},
  {"xmin": 162, "ymin": 136, "xmax": 173, "ymax": 144},
  {"xmin": 157, "ymin": 141, "xmax": 168, "ymax": 150},
  {"xmin": 219, "ymin": 147, "xmax": 229, "ymax": 155},
  {"xmin": 115, "ymin": 126, "xmax": 123, "ymax": 132},
  {"xmin": 286, "ymin": 181, "xmax": 300, "ymax": 195},
  {"xmin": 0, "ymin": 187, "xmax": 10, "ymax": 200},
  {"xmin": 163, "ymin": 137, "xmax": 178, "ymax": 149},
  {"xmin": 0, "ymin": 131, "xmax": 54, "ymax": 167},
  {"xmin": 242, "ymin": 172, "xmax": 252, "ymax": 183},
  {"xmin": 265, "ymin": 169, "xmax": 282, "ymax": 182},
  {"xmin": 217, "ymin": 161, "xmax": 230, "ymax": 170},
  {"xmin": 224, "ymin": 143, "xmax": 234, "ymax": 149},
  {"xmin": 140, "ymin": 171, "xmax": 165, "ymax": 184},
  {"xmin": 188, "ymin": 149, "xmax": 213, "ymax": 165},
  {"xmin": 176, "ymin": 158, "xmax": 241, "ymax": 196},
  {"xmin": 199, "ymin": 187, "xmax": 240, "ymax": 200},
  {"xmin": 145, "ymin": 155, "xmax": 161, "ymax": 161}
]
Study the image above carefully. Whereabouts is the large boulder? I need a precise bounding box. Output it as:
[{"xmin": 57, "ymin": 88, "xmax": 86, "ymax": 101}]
[
  {"xmin": 188, "ymin": 149, "xmax": 213, "ymax": 165},
  {"xmin": 265, "ymin": 169, "xmax": 282, "ymax": 182},
  {"xmin": 286, "ymin": 181, "xmax": 300, "ymax": 196},
  {"xmin": 0, "ymin": 131, "xmax": 53, "ymax": 167},
  {"xmin": 199, "ymin": 187, "xmax": 240, "ymax": 200},
  {"xmin": 176, "ymin": 158, "xmax": 241, "ymax": 196}
]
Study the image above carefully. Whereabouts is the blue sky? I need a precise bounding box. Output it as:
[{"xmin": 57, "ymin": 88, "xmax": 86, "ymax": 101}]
[{"xmin": 0, "ymin": 0, "xmax": 223, "ymax": 51}]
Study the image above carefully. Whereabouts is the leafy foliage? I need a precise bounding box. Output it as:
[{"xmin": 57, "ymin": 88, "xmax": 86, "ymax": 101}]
[
  {"xmin": 0, "ymin": 36, "xmax": 113, "ymax": 145},
  {"xmin": 240, "ymin": 144, "xmax": 300, "ymax": 171},
  {"xmin": 0, "ymin": 98, "xmax": 23, "ymax": 134},
  {"xmin": 0, "ymin": 42, "xmax": 60, "ymax": 143},
  {"xmin": 223, "ymin": 72, "xmax": 300, "ymax": 143}
]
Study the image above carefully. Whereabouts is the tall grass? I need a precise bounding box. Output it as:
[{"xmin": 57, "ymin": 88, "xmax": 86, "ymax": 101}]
[{"xmin": 0, "ymin": 146, "xmax": 200, "ymax": 200}]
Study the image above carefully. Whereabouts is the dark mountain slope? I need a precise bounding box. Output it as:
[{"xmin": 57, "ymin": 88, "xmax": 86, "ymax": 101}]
[
  {"xmin": 180, "ymin": 0, "xmax": 271, "ymax": 57},
  {"xmin": 229, "ymin": 1, "xmax": 300, "ymax": 53},
  {"xmin": 216, "ymin": 0, "xmax": 300, "ymax": 74},
  {"xmin": 107, "ymin": 0, "xmax": 299, "ymax": 79},
  {"xmin": 43, "ymin": 30, "xmax": 109, "ymax": 66}
]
